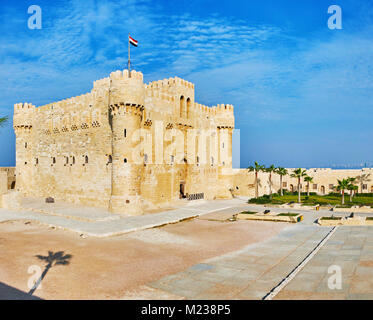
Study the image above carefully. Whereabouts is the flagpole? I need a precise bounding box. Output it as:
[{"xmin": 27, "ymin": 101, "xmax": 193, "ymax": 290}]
[{"xmin": 128, "ymin": 33, "xmax": 131, "ymax": 78}]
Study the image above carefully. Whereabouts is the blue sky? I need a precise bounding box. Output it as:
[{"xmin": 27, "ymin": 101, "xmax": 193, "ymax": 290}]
[{"xmin": 0, "ymin": 0, "xmax": 373, "ymax": 168}]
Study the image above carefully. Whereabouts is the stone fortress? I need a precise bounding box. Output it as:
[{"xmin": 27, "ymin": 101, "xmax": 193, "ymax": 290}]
[
  {"xmin": 1, "ymin": 68, "xmax": 373, "ymax": 215},
  {"xmin": 11, "ymin": 69, "xmax": 235, "ymax": 215}
]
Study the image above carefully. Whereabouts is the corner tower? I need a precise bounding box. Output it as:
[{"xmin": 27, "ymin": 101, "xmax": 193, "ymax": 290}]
[
  {"xmin": 109, "ymin": 70, "xmax": 145, "ymax": 215},
  {"xmin": 13, "ymin": 103, "xmax": 35, "ymax": 194}
]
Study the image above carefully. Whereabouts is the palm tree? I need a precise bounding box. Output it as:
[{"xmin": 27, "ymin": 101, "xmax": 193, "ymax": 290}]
[
  {"xmin": 335, "ymin": 178, "xmax": 350, "ymax": 205},
  {"xmin": 248, "ymin": 161, "xmax": 265, "ymax": 198},
  {"xmin": 356, "ymin": 173, "xmax": 371, "ymax": 194},
  {"xmin": 275, "ymin": 167, "xmax": 288, "ymax": 196},
  {"xmin": 347, "ymin": 183, "xmax": 354, "ymax": 202},
  {"xmin": 352, "ymin": 185, "xmax": 359, "ymax": 198},
  {"xmin": 0, "ymin": 116, "xmax": 8, "ymax": 127},
  {"xmin": 290, "ymin": 168, "xmax": 308, "ymax": 203},
  {"xmin": 347, "ymin": 177, "xmax": 357, "ymax": 202},
  {"xmin": 304, "ymin": 175, "xmax": 314, "ymax": 197},
  {"xmin": 265, "ymin": 164, "xmax": 276, "ymax": 198}
]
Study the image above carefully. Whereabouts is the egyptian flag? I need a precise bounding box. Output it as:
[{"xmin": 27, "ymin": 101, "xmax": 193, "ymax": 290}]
[{"xmin": 129, "ymin": 35, "xmax": 138, "ymax": 47}]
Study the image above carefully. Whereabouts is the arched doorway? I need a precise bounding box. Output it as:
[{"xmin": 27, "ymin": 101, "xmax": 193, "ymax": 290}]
[
  {"xmin": 10, "ymin": 181, "xmax": 15, "ymax": 190},
  {"xmin": 290, "ymin": 184, "xmax": 294, "ymax": 192},
  {"xmin": 321, "ymin": 186, "xmax": 325, "ymax": 195}
]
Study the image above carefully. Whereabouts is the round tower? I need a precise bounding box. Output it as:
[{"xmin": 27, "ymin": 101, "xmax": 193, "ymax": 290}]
[
  {"xmin": 13, "ymin": 103, "xmax": 35, "ymax": 195},
  {"xmin": 109, "ymin": 70, "xmax": 145, "ymax": 215}
]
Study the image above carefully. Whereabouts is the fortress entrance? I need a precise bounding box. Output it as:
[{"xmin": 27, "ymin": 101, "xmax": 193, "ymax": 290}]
[{"xmin": 180, "ymin": 182, "xmax": 186, "ymax": 199}]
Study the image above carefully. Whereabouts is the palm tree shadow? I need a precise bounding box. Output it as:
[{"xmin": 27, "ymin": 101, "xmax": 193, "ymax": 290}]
[{"xmin": 28, "ymin": 251, "xmax": 72, "ymax": 296}]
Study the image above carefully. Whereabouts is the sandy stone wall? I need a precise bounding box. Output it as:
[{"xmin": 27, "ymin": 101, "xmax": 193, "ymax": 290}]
[
  {"xmin": 233, "ymin": 168, "xmax": 373, "ymax": 198},
  {"xmin": 0, "ymin": 167, "xmax": 16, "ymax": 190},
  {"xmin": 13, "ymin": 70, "xmax": 235, "ymax": 214}
]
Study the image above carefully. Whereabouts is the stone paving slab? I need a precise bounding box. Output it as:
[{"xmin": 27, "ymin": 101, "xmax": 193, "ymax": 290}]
[
  {"xmin": 142, "ymin": 225, "xmax": 333, "ymax": 300},
  {"xmin": 275, "ymin": 226, "xmax": 373, "ymax": 300},
  {"xmin": 0, "ymin": 199, "xmax": 245, "ymax": 237},
  {"xmin": 20, "ymin": 197, "xmax": 117, "ymax": 222}
]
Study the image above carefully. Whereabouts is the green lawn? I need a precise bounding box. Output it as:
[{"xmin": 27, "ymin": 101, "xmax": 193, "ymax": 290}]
[
  {"xmin": 320, "ymin": 216, "xmax": 342, "ymax": 220},
  {"xmin": 249, "ymin": 193, "xmax": 373, "ymax": 207}
]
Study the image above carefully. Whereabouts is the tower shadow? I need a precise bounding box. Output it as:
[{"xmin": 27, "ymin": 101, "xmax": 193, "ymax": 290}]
[{"xmin": 28, "ymin": 251, "xmax": 72, "ymax": 296}]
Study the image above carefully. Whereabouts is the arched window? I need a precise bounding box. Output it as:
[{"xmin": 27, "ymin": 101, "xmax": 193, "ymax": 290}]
[
  {"xmin": 65, "ymin": 156, "xmax": 69, "ymax": 165},
  {"xmin": 211, "ymin": 156, "xmax": 214, "ymax": 166},
  {"xmin": 85, "ymin": 156, "xmax": 89, "ymax": 164},
  {"xmin": 25, "ymin": 142, "xmax": 27, "ymax": 148},
  {"xmin": 144, "ymin": 154, "xmax": 148, "ymax": 164},
  {"xmin": 124, "ymin": 129, "xmax": 127, "ymax": 138},
  {"xmin": 52, "ymin": 157, "xmax": 56, "ymax": 164},
  {"xmin": 35, "ymin": 158, "xmax": 38, "ymax": 165},
  {"xmin": 124, "ymin": 158, "xmax": 127, "ymax": 163},
  {"xmin": 186, "ymin": 98, "xmax": 191, "ymax": 118},
  {"xmin": 108, "ymin": 155, "xmax": 112, "ymax": 164},
  {"xmin": 72, "ymin": 156, "xmax": 75, "ymax": 164},
  {"xmin": 180, "ymin": 96, "xmax": 185, "ymax": 118}
]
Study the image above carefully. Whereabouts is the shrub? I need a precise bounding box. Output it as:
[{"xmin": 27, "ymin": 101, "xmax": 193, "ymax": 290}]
[
  {"xmin": 248, "ymin": 194, "xmax": 284, "ymax": 204},
  {"xmin": 355, "ymin": 193, "xmax": 373, "ymax": 198}
]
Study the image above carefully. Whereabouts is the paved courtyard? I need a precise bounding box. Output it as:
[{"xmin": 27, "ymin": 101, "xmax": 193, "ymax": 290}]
[
  {"xmin": 0, "ymin": 199, "xmax": 373, "ymax": 300},
  {"xmin": 276, "ymin": 226, "xmax": 373, "ymax": 300}
]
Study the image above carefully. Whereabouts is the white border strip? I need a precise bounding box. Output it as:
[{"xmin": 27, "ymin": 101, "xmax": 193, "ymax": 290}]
[{"xmin": 263, "ymin": 226, "xmax": 338, "ymax": 300}]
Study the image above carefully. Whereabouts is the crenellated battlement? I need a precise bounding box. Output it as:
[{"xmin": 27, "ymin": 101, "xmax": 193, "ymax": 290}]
[
  {"xmin": 146, "ymin": 76, "xmax": 194, "ymax": 90},
  {"xmin": 109, "ymin": 69, "xmax": 145, "ymax": 107},
  {"xmin": 13, "ymin": 103, "xmax": 35, "ymax": 129},
  {"xmin": 212, "ymin": 104, "xmax": 234, "ymax": 113},
  {"xmin": 93, "ymin": 77, "xmax": 110, "ymax": 89},
  {"xmin": 14, "ymin": 102, "xmax": 36, "ymax": 111},
  {"xmin": 110, "ymin": 69, "xmax": 143, "ymax": 81}
]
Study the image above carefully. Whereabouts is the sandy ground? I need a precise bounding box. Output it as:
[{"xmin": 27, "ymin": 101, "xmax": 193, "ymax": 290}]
[{"xmin": 0, "ymin": 218, "xmax": 286, "ymax": 299}]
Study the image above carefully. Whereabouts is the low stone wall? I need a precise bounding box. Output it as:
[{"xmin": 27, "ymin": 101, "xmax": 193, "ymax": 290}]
[
  {"xmin": 318, "ymin": 216, "xmax": 373, "ymax": 226},
  {"xmin": 332, "ymin": 207, "xmax": 373, "ymax": 213},
  {"xmin": 236, "ymin": 212, "xmax": 303, "ymax": 223},
  {"xmin": 232, "ymin": 168, "xmax": 373, "ymax": 198}
]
